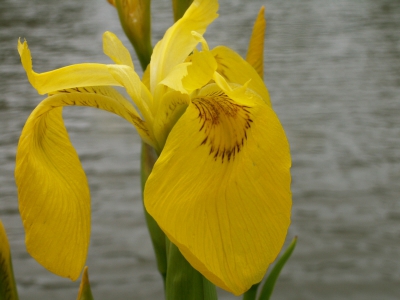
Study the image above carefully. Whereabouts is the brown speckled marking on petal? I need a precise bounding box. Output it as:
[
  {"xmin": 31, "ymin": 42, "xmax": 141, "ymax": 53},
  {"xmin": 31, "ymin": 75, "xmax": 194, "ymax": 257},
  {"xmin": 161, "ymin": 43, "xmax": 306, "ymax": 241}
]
[{"xmin": 192, "ymin": 90, "xmax": 253, "ymax": 163}]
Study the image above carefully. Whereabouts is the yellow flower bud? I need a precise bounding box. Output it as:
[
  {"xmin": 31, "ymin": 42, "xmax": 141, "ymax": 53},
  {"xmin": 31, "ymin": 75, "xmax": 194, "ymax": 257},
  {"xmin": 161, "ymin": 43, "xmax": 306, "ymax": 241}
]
[{"xmin": 114, "ymin": 0, "xmax": 152, "ymax": 69}]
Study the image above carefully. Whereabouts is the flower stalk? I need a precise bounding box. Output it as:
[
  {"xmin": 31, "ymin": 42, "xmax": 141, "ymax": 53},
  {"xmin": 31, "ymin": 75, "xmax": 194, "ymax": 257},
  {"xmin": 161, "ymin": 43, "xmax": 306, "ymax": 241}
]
[{"xmin": 165, "ymin": 239, "xmax": 217, "ymax": 300}]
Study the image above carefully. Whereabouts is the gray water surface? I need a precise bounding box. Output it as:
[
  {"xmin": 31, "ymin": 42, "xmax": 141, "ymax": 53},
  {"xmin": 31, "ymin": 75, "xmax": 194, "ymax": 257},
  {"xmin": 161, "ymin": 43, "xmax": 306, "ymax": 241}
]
[{"xmin": 1, "ymin": 0, "xmax": 399, "ymax": 299}]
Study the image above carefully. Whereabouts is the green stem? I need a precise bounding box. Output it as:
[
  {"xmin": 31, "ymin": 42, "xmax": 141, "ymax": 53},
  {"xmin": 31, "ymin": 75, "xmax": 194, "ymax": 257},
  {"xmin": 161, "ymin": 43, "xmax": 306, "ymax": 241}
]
[
  {"xmin": 165, "ymin": 239, "xmax": 217, "ymax": 300},
  {"xmin": 140, "ymin": 142, "xmax": 167, "ymax": 286},
  {"xmin": 242, "ymin": 283, "xmax": 259, "ymax": 300}
]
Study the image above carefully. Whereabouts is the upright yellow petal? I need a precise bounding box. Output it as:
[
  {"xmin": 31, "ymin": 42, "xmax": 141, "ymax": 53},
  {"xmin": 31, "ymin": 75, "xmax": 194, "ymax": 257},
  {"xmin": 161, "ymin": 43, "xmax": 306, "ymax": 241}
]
[
  {"xmin": 142, "ymin": 64, "xmax": 150, "ymax": 90},
  {"xmin": 182, "ymin": 47, "xmax": 217, "ymax": 93},
  {"xmin": 16, "ymin": 87, "xmax": 155, "ymax": 280},
  {"xmin": 103, "ymin": 31, "xmax": 134, "ymax": 69},
  {"xmin": 145, "ymin": 83, "xmax": 291, "ymax": 295},
  {"xmin": 152, "ymin": 90, "xmax": 190, "ymax": 150},
  {"xmin": 212, "ymin": 46, "xmax": 270, "ymax": 106},
  {"xmin": 159, "ymin": 62, "xmax": 192, "ymax": 94},
  {"xmin": 102, "ymin": 31, "xmax": 154, "ymax": 118},
  {"xmin": 149, "ymin": 0, "xmax": 218, "ymax": 93},
  {"xmin": 107, "ymin": 64, "xmax": 154, "ymax": 129},
  {"xmin": 18, "ymin": 39, "xmax": 122, "ymax": 95},
  {"xmin": 159, "ymin": 45, "xmax": 217, "ymax": 95},
  {"xmin": 246, "ymin": 6, "xmax": 266, "ymax": 79}
]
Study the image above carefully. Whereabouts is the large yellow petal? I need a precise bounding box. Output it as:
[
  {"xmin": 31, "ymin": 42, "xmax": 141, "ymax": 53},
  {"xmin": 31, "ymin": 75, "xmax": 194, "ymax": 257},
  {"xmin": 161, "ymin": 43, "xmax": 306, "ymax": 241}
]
[
  {"xmin": 15, "ymin": 88, "xmax": 154, "ymax": 280},
  {"xmin": 16, "ymin": 105, "xmax": 90, "ymax": 281},
  {"xmin": 18, "ymin": 39, "xmax": 122, "ymax": 95},
  {"xmin": 211, "ymin": 46, "xmax": 270, "ymax": 106},
  {"xmin": 149, "ymin": 0, "xmax": 218, "ymax": 93},
  {"xmin": 246, "ymin": 6, "xmax": 266, "ymax": 79},
  {"xmin": 145, "ymin": 83, "xmax": 291, "ymax": 295}
]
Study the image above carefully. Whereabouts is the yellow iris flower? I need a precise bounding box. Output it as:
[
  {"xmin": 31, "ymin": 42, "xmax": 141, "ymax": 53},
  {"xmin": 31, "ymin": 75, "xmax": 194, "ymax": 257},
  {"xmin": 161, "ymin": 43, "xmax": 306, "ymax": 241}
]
[{"xmin": 16, "ymin": 0, "xmax": 291, "ymax": 295}]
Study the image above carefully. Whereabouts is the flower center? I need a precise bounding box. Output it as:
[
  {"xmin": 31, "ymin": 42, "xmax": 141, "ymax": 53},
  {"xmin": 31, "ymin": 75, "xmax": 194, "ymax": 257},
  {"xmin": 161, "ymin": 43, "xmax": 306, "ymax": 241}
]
[{"xmin": 192, "ymin": 90, "xmax": 253, "ymax": 163}]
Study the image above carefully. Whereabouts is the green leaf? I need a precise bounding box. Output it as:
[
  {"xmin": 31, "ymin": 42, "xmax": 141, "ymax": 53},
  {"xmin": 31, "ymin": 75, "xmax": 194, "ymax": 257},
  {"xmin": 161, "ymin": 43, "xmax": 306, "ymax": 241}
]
[
  {"xmin": 0, "ymin": 219, "xmax": 19, "ymax": 300},
  {"xmin": 76, "ymin": 266, "xmax": 94, "ymax": 300},
  {"xmin": 257, "ymin": 237, "xmax": 297, "ymax": 300}
]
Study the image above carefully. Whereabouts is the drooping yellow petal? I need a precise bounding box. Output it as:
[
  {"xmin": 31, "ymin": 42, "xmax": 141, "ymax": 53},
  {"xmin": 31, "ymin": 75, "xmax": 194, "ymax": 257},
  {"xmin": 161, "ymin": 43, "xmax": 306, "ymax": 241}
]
[
  {"xmin": 50, "ymin": 86, "xmax": 155, "ymax": 147},
  {"xmin": 16, "ymin": 106, "xmax": 90, "ymax": 281},
  {"xmin": 145, "ymin": 83, "xmax": 291, "ymax": 295},
  {"xmin": 150, "ymin": 0, "xmax": 218, "ymax": 93},
  {"xmin": 18, "ymin": 39, "xmax": 122, "ymax": 95},
  {"xmin": 16, "ymin": 88, "xmax": 155, "ymax": 280},
  {"xmin": 211, "ymin": 46, "xmax": 270, "ymax": 106},
  {"xmin": 246, "ymin": 6, "xmax": 266, "ymax": 79}
]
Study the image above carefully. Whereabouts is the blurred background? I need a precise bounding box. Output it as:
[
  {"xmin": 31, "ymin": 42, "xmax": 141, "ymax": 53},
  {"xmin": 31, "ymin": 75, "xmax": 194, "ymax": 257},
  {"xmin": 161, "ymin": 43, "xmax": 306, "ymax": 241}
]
[{"xmin": 1, "ymin": 0, "xmax": 399, "ymax": 299}]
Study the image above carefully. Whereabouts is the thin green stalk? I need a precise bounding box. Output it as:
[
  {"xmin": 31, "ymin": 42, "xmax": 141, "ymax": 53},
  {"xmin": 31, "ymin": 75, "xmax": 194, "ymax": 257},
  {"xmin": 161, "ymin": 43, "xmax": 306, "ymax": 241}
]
[
  {"xmin": 140, "ymin": 143, "xmax": 167, "ymax": 286},
  {"xmin": 242, "ymin": 283, "xmax": 259, "ymax": 300},
  {"xmin": 165, "ymin": 239, "xmax": 217, "ymax": 300}
]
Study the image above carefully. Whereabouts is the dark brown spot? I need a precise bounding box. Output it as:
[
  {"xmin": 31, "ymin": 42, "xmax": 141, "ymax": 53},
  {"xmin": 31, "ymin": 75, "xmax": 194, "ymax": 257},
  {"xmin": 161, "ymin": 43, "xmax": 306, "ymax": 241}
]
[{"xmin": 193, "ymin": 90, "xmax": 252, "ymax": 163}]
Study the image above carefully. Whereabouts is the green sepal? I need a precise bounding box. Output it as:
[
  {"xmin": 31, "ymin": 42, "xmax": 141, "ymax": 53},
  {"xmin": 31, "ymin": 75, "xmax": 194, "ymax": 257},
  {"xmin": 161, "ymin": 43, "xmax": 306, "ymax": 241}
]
[
  {"xmin": 165, "ymin": 239, "xmax": 217, "ymax": 300},
  {"xmin": 140, "ymin": 142, "xmax": 167, "ymax": 286},
  {"xmin": 257, "ymin": 236, "xmax": 297, "ymax": 300},
  {"xmin": 0, "ymin": 220, "xmax": 19, "ymax": 300},
  {"xmin": 76, "ymin": 266, "xmax": 94, "ymax": 300}
]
